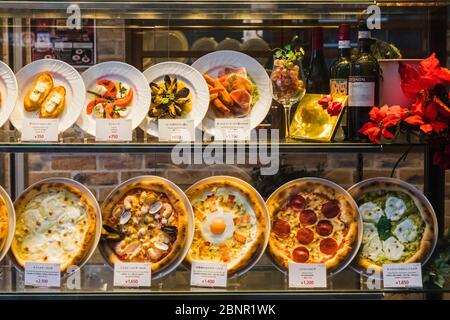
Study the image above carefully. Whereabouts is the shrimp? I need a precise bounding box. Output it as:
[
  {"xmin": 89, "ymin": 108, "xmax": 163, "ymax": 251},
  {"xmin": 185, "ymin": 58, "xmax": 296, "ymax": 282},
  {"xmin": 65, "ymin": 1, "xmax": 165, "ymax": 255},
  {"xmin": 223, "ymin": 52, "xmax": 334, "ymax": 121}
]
[
  {"xmin": 161, "ymin": 203, "xmax": 173, "ymax": 218},
  {"xmin": 123, "ymin": 195, "xmax": 139, "ymax": 210}
]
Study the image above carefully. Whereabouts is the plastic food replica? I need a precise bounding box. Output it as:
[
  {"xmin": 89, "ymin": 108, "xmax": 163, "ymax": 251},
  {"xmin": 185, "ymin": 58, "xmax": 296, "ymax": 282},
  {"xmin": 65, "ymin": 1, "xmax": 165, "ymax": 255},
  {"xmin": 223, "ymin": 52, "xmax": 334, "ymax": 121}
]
[
  {"xmin": 185, "ymin": 177, "xmax": 268, "ymax": 275},
  {"xmin": 101, "ymin": 178, "xmax": 190, "ymax": 274},
  {"xmin": 24, "ymin": 72, "xmax": 67, "ymax": 118},
  {"xmin": 349, "ymin": 178, "xmax": 437, "ymax": 273},
  {"xmin": 266, "ymin": 178, "xmax": 360, "ymax": 271},
  {"xmin": 11, "ymin": 181, "xmax": 98, "ymax": 272},
  {"xmin": 0, "ymin": 195, "xmax": 8, "ymax": 252},
  {"xmin": 148, "ymin": 75, "xmax": 192, "ymax": 119},
  {"xmin": 203, "ymin": 67, "xmax": 259, "ymax": 118},
  {"xmin": 86, "ymin": 79, "xmax": 133, "ymax": 118}
]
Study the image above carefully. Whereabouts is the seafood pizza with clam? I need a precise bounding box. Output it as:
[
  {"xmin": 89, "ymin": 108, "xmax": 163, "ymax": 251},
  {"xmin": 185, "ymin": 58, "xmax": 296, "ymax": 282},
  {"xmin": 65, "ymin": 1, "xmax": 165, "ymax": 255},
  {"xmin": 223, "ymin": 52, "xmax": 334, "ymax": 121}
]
[
  {"xmin": 185, "ymin": 176, "xmax": 269, "ymax": 276},
  {"xmin": 101, "ymin": 177, "xmax": 191, "ymax": 274}
]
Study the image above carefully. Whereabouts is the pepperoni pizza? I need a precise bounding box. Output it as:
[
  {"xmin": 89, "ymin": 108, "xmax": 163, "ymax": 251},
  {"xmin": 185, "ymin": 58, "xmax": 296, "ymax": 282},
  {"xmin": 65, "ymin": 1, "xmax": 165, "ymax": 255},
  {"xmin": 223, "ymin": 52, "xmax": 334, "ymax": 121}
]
[{"xmin": 266, "ymin": 178, "xmax": 360, "ymax": 271}]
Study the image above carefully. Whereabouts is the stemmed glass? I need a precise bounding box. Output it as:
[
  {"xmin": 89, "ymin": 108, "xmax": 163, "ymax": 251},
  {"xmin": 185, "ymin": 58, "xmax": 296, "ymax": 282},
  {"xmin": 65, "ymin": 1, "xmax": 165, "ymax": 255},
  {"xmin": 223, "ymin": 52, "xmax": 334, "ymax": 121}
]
[{"xmin": 271, "ymin": 50, "xmax": 306, "ymax": 139}]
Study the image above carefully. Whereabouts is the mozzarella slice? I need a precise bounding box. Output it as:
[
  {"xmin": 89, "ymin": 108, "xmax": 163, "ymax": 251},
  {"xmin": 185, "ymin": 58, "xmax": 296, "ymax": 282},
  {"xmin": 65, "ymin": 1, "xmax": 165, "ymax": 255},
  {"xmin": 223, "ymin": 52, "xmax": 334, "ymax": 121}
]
[
  {"xmin": 393, "ymin": 218, "xmax": 418, "ymax": 243},
  {"xmin": 385, "ymin": 197, "xmax": 406, "ymax": 221},
  {"xmin": 117, "ymin": 108, "xmax": 129, "ymax": 117},
  {"xmin": 383, "ymin": 236, "xmax": 404, "ymax": 261},
  {"xmin": 94, "ymin": 84, "xmax": 108, "ymax": 96},
  {"xmin": 362, "ymin": 222, "xmax": 379, "ymax": 244},
  {"xmin": 29, "ymin": 81, "xmax": 48, "ymax": 103},
  {"xmin": 362, "ymin": 235, "xmax": 383, "ymax": 261},
  {"xmin": 359, "ymin": 202, "xmax": 384, "ymax": 223},
  {"xmin": 116, "ymin": 83, "xmax": 130, "ymax": 98},
  {"xmin": 44, "ymin": 93, "xmax": 62, "ymax": 113}
]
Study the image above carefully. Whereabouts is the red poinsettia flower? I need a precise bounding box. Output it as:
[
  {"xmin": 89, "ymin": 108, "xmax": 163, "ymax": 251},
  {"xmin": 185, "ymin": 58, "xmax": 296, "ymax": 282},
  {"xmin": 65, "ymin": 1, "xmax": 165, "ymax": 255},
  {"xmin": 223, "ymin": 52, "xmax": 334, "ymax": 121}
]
[
  {"xmin": 359, "ymin": 105, "xmax": 408, "ymax": 143},
  {"xmin": 404, "ymin": 96, "xmax": 449, "ymax": 134}
]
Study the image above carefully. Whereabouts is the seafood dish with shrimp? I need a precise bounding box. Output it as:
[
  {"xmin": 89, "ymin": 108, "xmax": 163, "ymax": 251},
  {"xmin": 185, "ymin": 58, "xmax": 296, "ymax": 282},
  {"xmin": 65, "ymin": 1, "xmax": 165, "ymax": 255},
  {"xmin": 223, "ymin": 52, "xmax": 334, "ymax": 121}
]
[
  {"xmin": 86, "ymin": 79, "xmax": 133, "ymax": 119},
  {"xmin": 100, "ymin": 178, "xmax": 189, "ymax": 272},
  {"xmin": 203, "ymin": 67, "xmax": 259, "ymax": 118},
  {"xmin": 148, "ymin": 75, "xmax": 192, "ymax": 119}
]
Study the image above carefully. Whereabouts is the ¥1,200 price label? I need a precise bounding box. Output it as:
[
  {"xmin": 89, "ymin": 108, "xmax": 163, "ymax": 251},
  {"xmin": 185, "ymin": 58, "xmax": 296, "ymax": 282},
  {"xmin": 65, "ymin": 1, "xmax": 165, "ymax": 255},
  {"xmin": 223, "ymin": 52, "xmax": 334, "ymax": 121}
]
[
  {"xmin": 190, "ymin": 261, "xmax": 227, "ymax": 288},
  {"xmin": 383, "ymin": 263, "xmax": 422, "ymax": 288},
  {"xmin": 113, "ymin": 262, "xmax": 151, "ymax": 288},
  {"xmin": 288, "ymin": 263, "xmax": 327, "ymax": 288}
]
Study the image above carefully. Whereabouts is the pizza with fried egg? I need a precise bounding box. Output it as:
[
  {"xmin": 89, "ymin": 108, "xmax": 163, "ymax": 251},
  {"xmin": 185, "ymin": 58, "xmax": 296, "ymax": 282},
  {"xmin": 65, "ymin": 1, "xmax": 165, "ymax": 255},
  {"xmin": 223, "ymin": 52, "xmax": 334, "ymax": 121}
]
[
  {"xmin": 185, "ymin": 177, "xmax": 268, "ymax": 275},
  {"xmin": 12, "ymin": 181, "xmax": 97, "ymax": 272},
  {"xmin": 267, "ymin": 178, "xmax": 359, "ymax": 271},
  {"xmin": 101, "ymin": 177, "xmax": 189, "ymax": 274}
]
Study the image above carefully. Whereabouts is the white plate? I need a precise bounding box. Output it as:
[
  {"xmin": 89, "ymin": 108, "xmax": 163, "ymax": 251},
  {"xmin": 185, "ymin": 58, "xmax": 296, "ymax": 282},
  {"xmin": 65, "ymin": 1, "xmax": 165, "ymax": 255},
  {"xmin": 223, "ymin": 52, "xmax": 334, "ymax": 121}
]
[
  {"xmin": 141, "ymin": 61, "xmax": 209, "ymax": 137},
  {"xmin": 77, "ymin": 61, "xmax": 151, "ymax": 136},
  {"xmin": 192, "ymin": 50, "xmax": 272, "ymax": 135},
  {"xmin": 10, "ymin": 59, "xmax": 85, "ymax": 133},
  {"xmin": 0, "ymin": 61, "xmax": 18, "ymax": 128}
]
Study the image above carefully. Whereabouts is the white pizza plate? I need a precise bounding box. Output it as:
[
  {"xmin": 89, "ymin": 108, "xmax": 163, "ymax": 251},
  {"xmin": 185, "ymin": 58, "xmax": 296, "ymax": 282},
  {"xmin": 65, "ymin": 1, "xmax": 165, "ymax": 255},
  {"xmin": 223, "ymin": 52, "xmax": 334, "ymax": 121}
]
[
  {"xmin": 9, "ymin": 177, "xmax": 102, "ymax": 276},
  {"xmin": 192, "ymin": 50, "xmax": 272, "ymax": 135},
  {"xmin": 99, "ymin": 175, "xmax": 194, "ymax": 281},
  {"xmin": 265, "ymin": 177, "xmax": 363, "ymax": 277},
  {"xmin": 347, "ymin": 177, "xmax": 438, "ymax": 278},
  {"xmin": 0, "ymin": 185, "xmax": 15, "ymax": 263},
  {"xmin": 184, "ymin": 175, "xmax": 270, "ymax": 278},
  {"xmin": 77, "ymin": 61, "xmax": 151, "ymax": 136},
  {"xmin": 0, "ymin": 61, "xmax": 18, "ymax": 128},
  {"xmin": 141, "ymin": 61, "xmax": 209, "ymax": 137},
  {"xmin": 10, "ymin": 59, "xmax": 85, "ymax": 133}
]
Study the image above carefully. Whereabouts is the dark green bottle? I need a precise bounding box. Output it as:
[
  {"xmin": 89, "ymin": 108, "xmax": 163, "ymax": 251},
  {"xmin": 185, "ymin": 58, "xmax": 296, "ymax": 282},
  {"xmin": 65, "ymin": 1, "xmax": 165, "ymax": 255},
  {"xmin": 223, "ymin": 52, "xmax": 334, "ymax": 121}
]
[
  {"xmin": 330, "ymin": 24, "xmax": 351, "ymax": 95},
  {"xmin": 348, "ymin": 23, "xmax": 380, "ymax": 141},
  {"xmin": 306, "ymin": 27, "xmax": 330, "ymax": 94}
]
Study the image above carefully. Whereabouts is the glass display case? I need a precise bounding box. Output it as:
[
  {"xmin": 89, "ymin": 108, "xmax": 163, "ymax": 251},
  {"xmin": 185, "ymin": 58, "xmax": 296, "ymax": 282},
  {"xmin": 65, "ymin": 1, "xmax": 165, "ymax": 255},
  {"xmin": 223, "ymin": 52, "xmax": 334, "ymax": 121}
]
[{"xmin": 0, "ymin": 1, "xmax": 449, "ymax": 300}]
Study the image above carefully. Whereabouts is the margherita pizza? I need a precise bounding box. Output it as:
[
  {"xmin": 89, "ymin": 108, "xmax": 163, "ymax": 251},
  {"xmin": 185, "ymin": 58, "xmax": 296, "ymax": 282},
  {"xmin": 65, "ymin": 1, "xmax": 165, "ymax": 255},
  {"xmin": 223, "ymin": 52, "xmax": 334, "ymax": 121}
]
[
  {"xmin": 267, "ymin": 178, "xmax": 360, "ymax": 271},
  {"xmin": 348, "ymin": 178, "xmax": 436, "ymax": 273},
  {"xmin": 101, "ymin": 177, "xmax": 191, "ymax": 274},
  {"xmin": 12, "ymin": 180, "xmax": 98, "ymax": 272},
  {"xmin": 185, "ymin": 177, "xmax": 269, "ymax": 276}
]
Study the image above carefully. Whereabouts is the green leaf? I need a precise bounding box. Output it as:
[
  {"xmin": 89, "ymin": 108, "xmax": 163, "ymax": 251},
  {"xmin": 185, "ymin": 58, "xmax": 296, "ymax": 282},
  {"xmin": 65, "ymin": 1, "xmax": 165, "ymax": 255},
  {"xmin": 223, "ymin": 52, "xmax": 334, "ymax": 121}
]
[
  {"xmin": 284, "ymin": 44, "xmax": 291, "ymax": 51},
  {"xmin": 377, "ymin": 215, "xmax": 391, "ymax": 241}
]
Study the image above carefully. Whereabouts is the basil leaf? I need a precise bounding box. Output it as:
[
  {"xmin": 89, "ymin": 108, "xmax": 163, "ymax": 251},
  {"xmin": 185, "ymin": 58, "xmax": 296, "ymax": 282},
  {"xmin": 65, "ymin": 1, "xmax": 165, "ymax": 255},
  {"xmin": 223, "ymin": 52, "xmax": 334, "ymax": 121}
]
[{"xmin": 377, "ymin": 215, "xmax": 391, "ymax": 241}]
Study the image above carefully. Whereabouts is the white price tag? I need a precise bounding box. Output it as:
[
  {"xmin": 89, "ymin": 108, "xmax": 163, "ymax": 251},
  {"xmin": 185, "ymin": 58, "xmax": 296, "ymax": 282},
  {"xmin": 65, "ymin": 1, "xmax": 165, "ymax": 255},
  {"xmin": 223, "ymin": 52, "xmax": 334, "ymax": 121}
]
[
  {"xmin": 158, "ymin": 119, "xmax": 195, "ymax": 142},
  {"xmin": 288, "ymin": 263, "xmax": 327, "ymax": 288},
  {"xmin": 24, "ymin": 262, "xmax": 61, "ymax": 288},
  {"xmin": 21, "ymin": 119, "xmax": 59, "ymax": 142},
  {"xmin": 383, "ymin": 263, "xmax": 423, "ymax": 288},
  {"xmin": 214, "ymin": 118, "xmax": 250, "ymax": 141},
  {"xmin": 95, "ymin": 119, "xmax": 132, "ymax": 142},
  {"xmin": 113, "ymin": 262, "xmax": 151, "ymax": 288},
  {"xmin": 190, "ymin": 261, "xmax": 227, "ymax": 288}
]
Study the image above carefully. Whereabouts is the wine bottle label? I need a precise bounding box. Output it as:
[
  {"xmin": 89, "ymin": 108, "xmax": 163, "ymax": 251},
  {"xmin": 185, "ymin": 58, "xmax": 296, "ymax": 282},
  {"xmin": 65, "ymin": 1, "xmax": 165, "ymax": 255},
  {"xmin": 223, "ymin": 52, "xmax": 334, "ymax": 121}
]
[
  {"xmin": 330, "ymin": 79, "xmax": 348, "ymax": 95},
  {"xmin": 348, "ymin": 77, "xmax": 375, "ymax": 107},
  {"xmin": 358, "ymin": 31, "xmax": 371, "ymax": 39},
  {"xmin": 338, "ymin": 40, "xmax": 351, "ymax": 49}
]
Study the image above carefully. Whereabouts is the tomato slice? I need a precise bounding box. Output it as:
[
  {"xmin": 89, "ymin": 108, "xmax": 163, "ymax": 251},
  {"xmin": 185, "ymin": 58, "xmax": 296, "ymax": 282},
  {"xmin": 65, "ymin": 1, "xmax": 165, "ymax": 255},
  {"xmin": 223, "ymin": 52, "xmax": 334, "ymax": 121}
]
[
  {"xmin": 104, "ymin": 103, "xmax": 115, "ymax": 119},
  {"xmin": 86, "ymin": 98, "xmax": 107, "ymax": 114},
  {"xmin": 97, "ymin": 79, "xmax": 117, "ymax": 99},
  {"xmin": 114, "ymin": 89, "xmax": 133, "ymax": 107}
]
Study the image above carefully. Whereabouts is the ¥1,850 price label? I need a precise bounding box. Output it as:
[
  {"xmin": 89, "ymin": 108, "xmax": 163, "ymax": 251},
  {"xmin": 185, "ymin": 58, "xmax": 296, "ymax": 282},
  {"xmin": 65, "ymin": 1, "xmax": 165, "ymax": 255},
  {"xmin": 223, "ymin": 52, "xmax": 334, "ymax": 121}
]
[
  {"xmin": 113, "ymin": 262, "xmax": 151, "ymax": 288},
  {"xmin": 190, "ymin": 261, "xmax": 227, "ymax": 288},
  {"xmin": 288, "ymin": 263, "xmax": 327, "ymax": 288},
  {"xmin": 383, "ymin": 263, "xmax": 422, "ymax": 288},
  {"xmin": 24, "ymin": 262, "xmax": 61, "ymax": 288}
]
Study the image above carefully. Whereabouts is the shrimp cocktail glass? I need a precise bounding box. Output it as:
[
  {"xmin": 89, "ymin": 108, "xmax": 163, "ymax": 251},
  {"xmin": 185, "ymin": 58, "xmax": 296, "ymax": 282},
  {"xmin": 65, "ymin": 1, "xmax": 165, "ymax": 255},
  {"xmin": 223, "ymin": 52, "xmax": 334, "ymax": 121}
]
[{"xmin": 271, "ymin": 45, "xmax": 306, "ymax": 139}]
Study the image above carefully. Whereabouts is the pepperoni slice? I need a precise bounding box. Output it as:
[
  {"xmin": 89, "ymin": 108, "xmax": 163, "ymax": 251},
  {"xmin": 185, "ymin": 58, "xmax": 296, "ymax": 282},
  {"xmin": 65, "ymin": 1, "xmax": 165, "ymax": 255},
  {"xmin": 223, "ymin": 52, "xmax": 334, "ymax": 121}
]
[
  {"xmin": 292, "ymin": 246, "xmax": 309, "ymax": 263},
  {"xmin": 316, "ymin": 220, "xmax": 334, "ymax": 236},
  {"xmin": 272, "ymin": 219, "xmax": 291, "ymax": 238},
  {"xmin": 296, "ymin": 228, "xmax": 314, "ymax": 245},
  {"xmin": 299, "ymin": 209, "xmax": 317, "ymax": 225},
  {"xmin": 322, "ymin": 200, "xmax": 340, "ymax": 218},
  {"xmin": 288, "ymin": 195, "xmax": 307, "ymax": 212},
  {"xmin": 320, "ymin": 238, "xmax": 338, "ymax": 256}
]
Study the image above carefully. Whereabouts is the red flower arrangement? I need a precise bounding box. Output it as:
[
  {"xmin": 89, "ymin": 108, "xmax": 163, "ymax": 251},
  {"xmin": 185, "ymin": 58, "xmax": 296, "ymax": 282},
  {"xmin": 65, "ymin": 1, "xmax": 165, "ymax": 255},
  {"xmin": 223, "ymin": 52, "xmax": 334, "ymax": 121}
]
[{"xmin": 359, "ymin": 53, "xmax": 450, "ymax": 170}]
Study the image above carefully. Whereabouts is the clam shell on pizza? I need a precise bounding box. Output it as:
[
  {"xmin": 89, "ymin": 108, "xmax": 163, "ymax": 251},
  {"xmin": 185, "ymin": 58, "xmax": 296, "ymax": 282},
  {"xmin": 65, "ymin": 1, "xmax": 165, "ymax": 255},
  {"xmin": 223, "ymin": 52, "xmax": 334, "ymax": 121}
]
[
  {"xmin": 0, "ymin": 186, "xmax": 14, "ymax": 263},
  {"xmin": 348, "ymin": 177, "xmax": 437, "ymax": 274},
  {"xmin": 11, "ymin": 178, "xmax": 100, "ymax": 272},
  {"xmin": 185, "ymin": 176, "xmax": 269, "ymax": 277},
  {"xmin": 100, "ymin": 176, "xmax": 193, "ymax": 278},
  {"xmin": 266, "ymin": 178, "xmax": 361, "ymax": 274}
]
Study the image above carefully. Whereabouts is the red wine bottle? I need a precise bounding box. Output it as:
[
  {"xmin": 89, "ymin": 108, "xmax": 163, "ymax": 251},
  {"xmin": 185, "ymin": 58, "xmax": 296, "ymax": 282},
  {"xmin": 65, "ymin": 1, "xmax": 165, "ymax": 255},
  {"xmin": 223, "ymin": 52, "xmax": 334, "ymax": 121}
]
[
  {"xmin": 330, "ymin": 24, "xmax": 351, "ymax": 95},
  {"xmin": 306, "ymin": 27, "xmax": 330, "ymax": 94},
  {"xmin": 348, "ymin": 23, "xmax": 379, "ymax": 141}
]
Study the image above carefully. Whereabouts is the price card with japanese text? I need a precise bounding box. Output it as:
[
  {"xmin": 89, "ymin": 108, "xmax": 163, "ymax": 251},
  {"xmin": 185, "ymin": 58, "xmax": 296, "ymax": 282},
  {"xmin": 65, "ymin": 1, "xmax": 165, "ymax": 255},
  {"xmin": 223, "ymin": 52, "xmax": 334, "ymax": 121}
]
[
  {"xmin": 288, "ymin": 263, "xmax": 327, "ymax": 288},
  {"xmin": 24, "ymin": 262, "xmax": 61, "ymax": 288},
  {"xmin": 383, "ymin": 263, "xmax": 422, "ymax": 288},
  {"xmin": 21, "ymin": 119, "xmax": 59, "ymax": 142},
  {"xmin": 214, "ymin": 118, "xmax": 250, "ymax": 141},
  {"xmin": 158, "ymin": 119, "xmax": 195, "ymax": 142},
  {"xmin": 95, "ymin": 119, "xmax": 132, "ymax": 142},
  {"xmin": 113, "ymin": 262, "xmax": 151, "ymax": 288},
  {"xmin": 190, "ymin": 261, "xmax": 227, "ymax": 288}
]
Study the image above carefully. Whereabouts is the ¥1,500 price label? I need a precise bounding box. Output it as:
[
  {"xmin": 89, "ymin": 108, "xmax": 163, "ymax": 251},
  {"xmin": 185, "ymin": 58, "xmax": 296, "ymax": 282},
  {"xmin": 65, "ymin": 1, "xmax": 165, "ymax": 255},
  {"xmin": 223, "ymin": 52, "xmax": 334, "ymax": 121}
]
[
  {"xmin": 24, "ymin": 262, "xmax": 61, "ymax": 288},
  {"xmin": 190, "ymin": 261, "xmax": 227, "ymax": 288},
  {"xmin": 113, "ymin": 262, "xmax": 151, "ymax": 288},
  {"xmin": 288, "ymin": 263, "xmax": 327, "ymax": 288},
  {"xmin": 383, "ymin": 263, "xmax": 422, "ymax": 288},
  {"xmin": 21, "ymin": 119, "xmax": 59, "ymax": 142}
]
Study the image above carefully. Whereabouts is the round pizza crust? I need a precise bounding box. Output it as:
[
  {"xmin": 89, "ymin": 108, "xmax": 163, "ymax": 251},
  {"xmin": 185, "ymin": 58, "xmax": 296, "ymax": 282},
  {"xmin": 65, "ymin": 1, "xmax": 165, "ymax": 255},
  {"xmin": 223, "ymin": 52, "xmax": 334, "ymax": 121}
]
[
  {"xmin": 100, "ymin": 177, "xmax": 191, "ymax": 276},
  {"xmin": 12, "ymin": 181, "xmax": 98, "ymax": 272},
  {"xmin": 348, "ymin": 178, "xmax": 437, "ymax": 274},
  {"xmin": 266, "ymin": 178, "xmax": 361, "ymax": 273},
  {"xmin": 185, "ymin": 176, "xmax": 269, "ymax": 276}
]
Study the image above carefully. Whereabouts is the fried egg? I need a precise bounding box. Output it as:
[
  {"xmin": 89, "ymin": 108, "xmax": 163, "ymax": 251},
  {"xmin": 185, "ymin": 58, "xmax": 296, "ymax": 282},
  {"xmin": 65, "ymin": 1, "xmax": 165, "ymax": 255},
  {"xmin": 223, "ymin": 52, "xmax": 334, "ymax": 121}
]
[{"xmin": 200, "ymin": 211, "xmax": 235, "ymax": 245}]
